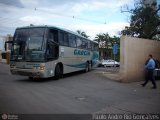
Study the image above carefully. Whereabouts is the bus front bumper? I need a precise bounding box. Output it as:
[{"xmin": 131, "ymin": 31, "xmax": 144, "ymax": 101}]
[{"xmin": 10, "ymin": 68, "xmax": 48, "ymax": 78}]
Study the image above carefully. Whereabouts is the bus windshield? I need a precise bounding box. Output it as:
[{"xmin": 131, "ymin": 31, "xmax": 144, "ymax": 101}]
[{"xmin": 11, "ymin": 28, "xmax": 46, "ymax": 61}]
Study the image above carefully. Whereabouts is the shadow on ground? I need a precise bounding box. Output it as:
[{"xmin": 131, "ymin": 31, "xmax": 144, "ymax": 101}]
[{"xmin": 14, "ymin": 70, "xmax": 90, "ymax": 83}]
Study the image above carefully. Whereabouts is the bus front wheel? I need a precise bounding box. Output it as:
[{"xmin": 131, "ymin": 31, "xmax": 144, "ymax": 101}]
[{"xmin": 55, "ymin": 65, "xmax": 62, "ymax": 80}]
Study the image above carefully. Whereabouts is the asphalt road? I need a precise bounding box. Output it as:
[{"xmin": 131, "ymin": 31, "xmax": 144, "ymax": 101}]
[{"xmin": 0, "ymin": 63, "xmax": 160, "ymax": 115}]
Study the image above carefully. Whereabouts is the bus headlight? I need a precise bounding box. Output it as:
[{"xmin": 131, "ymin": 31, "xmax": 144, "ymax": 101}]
[{"xmin": 38, "ymin": 66, "xmax": 45, "ymax": 71}]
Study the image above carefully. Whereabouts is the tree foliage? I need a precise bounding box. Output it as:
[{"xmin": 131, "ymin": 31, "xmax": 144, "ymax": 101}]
[
  {"xmin": 94, "ymin": 33, "xmax": 120, "ymax": 48},
  {"xmin": 94, "ymin": 33, "xmax": 120, "ymax": 60},
  {"xmin": 94, "ymin": 33, "xmax": 110, "ymax": 48},
  {"xmin": 76, "ymin": 30, "xmax": 89, "ymax": 38},
  {"xmin": 121, "ymin": 1, "xmax": 160, "ymax": 39}
]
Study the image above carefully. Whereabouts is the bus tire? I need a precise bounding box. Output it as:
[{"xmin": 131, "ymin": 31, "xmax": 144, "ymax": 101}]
[
  {"xmin": 88, "ymin": 62, "xmax": 92, "ymax": 71},
  {"xmin": 55, "ymin": 65, "xmax": 61, "ymax": 80},
  {"xmin": 85, "ymin": 62, "xmax": 89, "ymax": 72}
]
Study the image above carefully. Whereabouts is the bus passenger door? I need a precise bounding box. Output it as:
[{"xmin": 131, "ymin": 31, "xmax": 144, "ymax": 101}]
[{"xmin": 46, "ymin": 29, "xmax": 59, "ymax": 60}]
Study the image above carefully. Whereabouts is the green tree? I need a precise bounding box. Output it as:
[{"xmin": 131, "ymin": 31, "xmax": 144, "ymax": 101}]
[
  {"xmin": 94, "ymin": 33, "xmax": 110, "ymax": 48},
  {"xmin": 110, "ymin": 36, "xmax": 120, "ymax": 46},
  {"xmin": 94, "ymin": 34, "xmax": 106, "ymax": 48},
  {"xmin": 76, "ymin": 30, "xmax": 89, "ymax": 38},
  {"xmin": 121, "ymin": 1, "xmax": 160, "ymax": 39},
  {"xmin": 94, "ymin": 33, "xmax": 120, "ymax": 60}
]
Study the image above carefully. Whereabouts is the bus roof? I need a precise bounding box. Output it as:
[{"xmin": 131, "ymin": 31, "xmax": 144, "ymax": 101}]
[{"xmin": 16, "ymin": 25, "xmax": 98, "ymax": 44}]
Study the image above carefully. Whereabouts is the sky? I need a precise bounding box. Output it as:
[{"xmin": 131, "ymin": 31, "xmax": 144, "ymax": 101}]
[{"xmin": 0, "ymin": 0, "xmax": 138, "ymax": 40}]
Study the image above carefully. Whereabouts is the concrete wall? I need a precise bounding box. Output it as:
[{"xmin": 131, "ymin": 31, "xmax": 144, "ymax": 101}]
[{"xmin": 120, "ymin": 36, "xmax": 160, "ymax": 82}]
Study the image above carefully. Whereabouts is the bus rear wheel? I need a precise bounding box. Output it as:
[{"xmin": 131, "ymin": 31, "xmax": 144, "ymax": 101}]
[
  {"xmin": 54, "ymin": 64, "xmax": 62, "ymax": 80},
  {"xmin": 85, "ymin": 62, "xmax": 89, "ymax": 72},
  {"xmin": 88, "ymin": 62, "xmax": 92, "ymax": 71}
]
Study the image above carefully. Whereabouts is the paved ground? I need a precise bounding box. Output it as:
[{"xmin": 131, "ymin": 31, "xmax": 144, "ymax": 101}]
[{"xmin": 0, "ymin": 63, "xmax": 160, "ymax": 116}]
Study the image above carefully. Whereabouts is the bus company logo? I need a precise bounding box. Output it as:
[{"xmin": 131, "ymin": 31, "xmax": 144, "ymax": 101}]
[
  {"xmin": 74, "ymin": 49, "xmax": 90, "ymax": 56},
  {"xmin": 2, "ymin": 114, "xmax": 7, "ymax": 120}
]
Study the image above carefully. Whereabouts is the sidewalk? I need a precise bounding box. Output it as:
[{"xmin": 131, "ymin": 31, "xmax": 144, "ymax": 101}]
[
  {"xmin": 94, "ymin": 80, "xmax": 160, "ymax": 114},
  {"xmin": 95, "ymin": 67, "xmax": 160, "ymax": 114},
  {"xmin": 99, "ymin": 67, "xmax": 160, "ymax": 82},
  {"xmin": 102, "ymin": 72, "xmax": 122, "ymax": 82},
  {"xmin": 96, "ymin": 67, "xmax": 122, "ymax": 82}
]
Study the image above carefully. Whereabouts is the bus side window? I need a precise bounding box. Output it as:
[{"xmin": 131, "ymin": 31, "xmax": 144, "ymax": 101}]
[
  {"xmin": 76, "ymin": 37, "xmax": 82, "ymax": 49},
  {"xmin": 91, "ymin": 42, "xmax": 94, "ymax": 50},
  {"xmin": 63, "ymin": 32, "xmax": 69, "ymax": 46},
  {"xmin": 72, "ymin": 36, "xmax": 77, "ymax": 47},
  {"xmin": 59, "ymin": 31, "xmax": 69, "ymax": 46},
  {"xmin": 69, "ymin": 34, "xmax": 76, "ymax": 47},
  {"xmin": 88, "ymin": 41, "xmax": 91, "ymax": 50},
  {"xmin": 59, "ymin": 32, "xmax": 63, "ymax": 45},
  {"xmin": 49, "ymin": 32, "xmax": 54, "ymax": 41},
  {"xmin": 81, "ymin": 39, "xmax": 88, "ymax": 49},
  {"xmin": 49, "ymin": 29, "xmax": 58, "ymax": 43}
]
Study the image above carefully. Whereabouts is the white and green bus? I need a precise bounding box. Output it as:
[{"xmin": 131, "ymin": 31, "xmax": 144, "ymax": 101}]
[{"xmin": 10, "ymin": 25, "xmax": 99, "ymax": 79}]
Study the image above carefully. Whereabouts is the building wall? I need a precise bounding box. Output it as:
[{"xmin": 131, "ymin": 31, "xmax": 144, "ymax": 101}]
[{"xmin": 120, "ymin": 36, "xmax": 160, "ymax": 82}]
